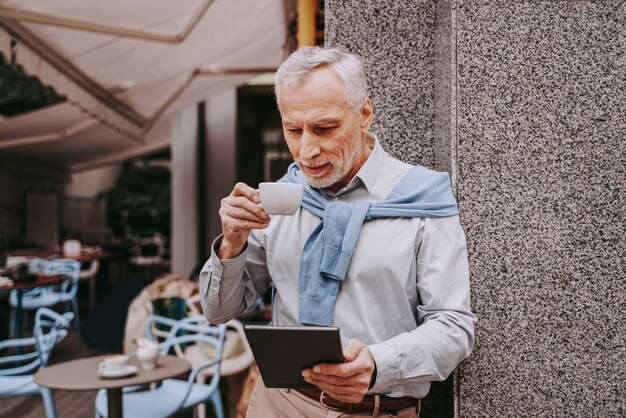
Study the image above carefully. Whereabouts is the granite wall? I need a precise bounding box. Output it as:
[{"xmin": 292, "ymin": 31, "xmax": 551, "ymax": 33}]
[
  {"xmin": 326, "ymin": 1, "xmax": 625, "ymax": 417},
  {"xmin": 456, "ymin": 1, "xmax": 625, "ymax": 417},
  {"xmin": 326, "ymin": 0, "xmax": 437, "ymax": 168}
]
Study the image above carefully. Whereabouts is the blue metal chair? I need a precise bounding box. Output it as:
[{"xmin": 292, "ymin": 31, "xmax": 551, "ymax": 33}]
[
  {"xmin": 94, "ymin": 315, "xmax": 226, "ymax": 418},
  {"xmin": 0, "ymin": 308, "xmax": 74, "ymax": 418},
  {"xmin": 9, "ymin": 258, "xmax": 81, "ymax": 338}
]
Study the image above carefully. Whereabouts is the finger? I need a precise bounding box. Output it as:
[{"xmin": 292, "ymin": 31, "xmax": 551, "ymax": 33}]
[
  {"xmin": 227, "ymin": 196, "xmax": 268, "ymax": 220},
  {"xmin": 232, "ymin": 182, "xmax": 261, "ymax": 203},
  {"xmin": 342, "ymin": 338, "xmax": 365, "ymax": 362},
  {"xmin": 317, "ymin": 341, "xmax": 373, "ymax": 378},
  {"xmin": 306, "ymin": 376, "xmax": 352, "ymax": 394},
  {"xmin": 309, "ymin": 339, "xmax": 365, "ymax": 377},
  {"xmin": 303, "ymin": 370, "xmax": 349, "ymax": 386},
  {"xmin": 219, "ymin": 206, "xmax": 270, "ymax": 231},
  {"xmin": 221, "ymin": 210, "xmax": 270, "ymax": 232},
  {"xmin": 223, "ymin": 218, "xmax": 270, "ymax": 231},
  {"xmin": 310, "ymin": 361, "xmax": 360, "ymax": 380},
  {"xmin": 302, "ymin": 371, "xmax": 370, "ymax": 401},
  {"xmin": 223, "ymin": 204, "xmax": 267, "ymax": 225},
  {"xmin": 305, "ymin": 378, "xmax": 364, "ymax": 403}
]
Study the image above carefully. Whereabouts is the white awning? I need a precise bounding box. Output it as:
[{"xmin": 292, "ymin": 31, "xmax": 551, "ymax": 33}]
[{"xmin": 0, "ymin": 0, "xmax": 287, "ymax": 171}]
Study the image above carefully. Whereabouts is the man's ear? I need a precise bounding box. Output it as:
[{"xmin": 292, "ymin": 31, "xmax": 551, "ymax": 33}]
[{"xmin": 360, "ymin": 98, "xmax": 373, "ymax": 132}]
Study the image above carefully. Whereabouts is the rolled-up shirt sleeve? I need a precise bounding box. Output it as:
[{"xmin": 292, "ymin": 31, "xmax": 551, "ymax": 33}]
[
  {"xmin": 200, "ymin": 232, "xmax": 271, "ymax": 324},
  {"xmin": 368, "ymin": 215, "xmax": 476, "ymax": 397}
]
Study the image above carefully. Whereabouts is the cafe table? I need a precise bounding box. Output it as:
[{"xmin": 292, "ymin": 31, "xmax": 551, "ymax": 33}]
[
  {"xmin": 6, "ymin": 249, "xmax": 120, "ymax": 262},
  {"xmin": 34, "ymin": 354, "xmax": 190, "ymax": 418},
  {"xmin": 0, "ymin": 273, "xmax": 67, "ymax": 340},
  {"xmin": 7, "ymin": 249, "xmax": 122, "ymax": 308}
]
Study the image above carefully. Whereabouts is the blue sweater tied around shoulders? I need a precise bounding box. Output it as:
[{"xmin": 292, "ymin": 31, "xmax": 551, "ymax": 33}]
[{"xmin": 280, "ymin": 162, "xmax": 459, "ymax": 326}]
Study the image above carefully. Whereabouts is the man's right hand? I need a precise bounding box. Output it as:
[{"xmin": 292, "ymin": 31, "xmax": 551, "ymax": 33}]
[{"xmin": 218, "ymin": 182, "xmax": 270, "ymax": 259}]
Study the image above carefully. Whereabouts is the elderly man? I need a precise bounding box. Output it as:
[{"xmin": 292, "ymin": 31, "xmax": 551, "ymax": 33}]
[{"xmin": 201, "ymin": 46, "xmax": 476, "ymax": 418}]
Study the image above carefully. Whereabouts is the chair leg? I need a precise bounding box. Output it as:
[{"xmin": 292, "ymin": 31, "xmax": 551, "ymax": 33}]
[
  {"xmin": 41, "ymin": 388, "xmax": 58, "ymax": 418},
  {"xmin": 73, "ymin": 299, "xmax": 81, "ymax": 333},
  {"xmin": 196, "ymin": 402, "xmax": 206, "ymax": 418},
  {"xmin": 210, "ymin": 388, "xmax": 224, "ymax": 418},
  {"xmin": 9, "ymin": 306, "xmax": 16, "ymax": 339},
  {"xmin": 89, "ymin": 277, "xmax": 96, "ymax": 310},
  {"xmin": 21, "ymin": 310, "xmax": 29, "ymax": 335}
]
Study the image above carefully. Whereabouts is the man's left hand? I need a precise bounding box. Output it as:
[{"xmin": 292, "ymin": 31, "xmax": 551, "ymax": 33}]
[{"xmin": 302, "ymin": 338, "xmax": 376, "ymax": 403}]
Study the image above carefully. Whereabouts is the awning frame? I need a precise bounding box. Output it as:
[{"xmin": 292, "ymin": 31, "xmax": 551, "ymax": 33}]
[
  {"xmin": 0, "ymin": 0, "xmax": 292, "ymax": 170},
  {"xmin": 1, "ymin": 20, "xmax": 278, "ymax": 143},
  {"xmin": 0, "ymin": 1, "xmax": 215, "ymax": 44}
]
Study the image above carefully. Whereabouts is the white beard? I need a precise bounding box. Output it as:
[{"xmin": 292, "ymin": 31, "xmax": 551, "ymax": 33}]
[{"xmin": 298, "ymin": 138, "xmax": 362, "ymax": 189}]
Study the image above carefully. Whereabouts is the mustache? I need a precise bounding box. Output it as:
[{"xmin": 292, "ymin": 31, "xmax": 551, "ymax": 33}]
[{"xmin": 296, "ymin": 159, "xmax": 330, "ymax": 168}]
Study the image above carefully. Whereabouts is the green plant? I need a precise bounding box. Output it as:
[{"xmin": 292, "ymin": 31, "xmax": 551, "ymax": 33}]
[
  {"xmin": 0, "ymin": 48, "xmax": 65, "ymax": 117},
  {"xmin": 101, "ymin": 160, "xmax": 171, "ymax": 241}
]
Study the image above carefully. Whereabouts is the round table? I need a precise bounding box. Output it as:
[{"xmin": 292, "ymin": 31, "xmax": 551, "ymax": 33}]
[{"xmin": 34, "ymin": 355, "xmax": 190, "ymax": 418}]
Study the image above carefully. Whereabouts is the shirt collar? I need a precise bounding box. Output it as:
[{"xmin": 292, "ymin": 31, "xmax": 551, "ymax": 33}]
[
  {"xmin": 355, "ymin": 133, "xmax": 384, "ymax": 193},
  {"xmin": 323, "ymin": 133, "xmax": 384, "ymax": 196}
]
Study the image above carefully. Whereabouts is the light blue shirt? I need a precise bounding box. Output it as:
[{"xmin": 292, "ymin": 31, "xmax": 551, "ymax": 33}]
[{"xmin": 200, "ymin": 134, "xmax": 476, "ymax": 398}]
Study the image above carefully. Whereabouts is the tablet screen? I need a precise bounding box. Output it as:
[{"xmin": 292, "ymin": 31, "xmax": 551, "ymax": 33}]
[{"xmin": 244, "ymin": 325, "xmax": 344, "ymax": 388}]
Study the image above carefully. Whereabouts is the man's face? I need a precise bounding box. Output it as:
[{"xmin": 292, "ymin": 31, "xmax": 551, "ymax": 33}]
[{"xmin": 278, "ymin": 67, "xmax": 373, "ymax": 192}]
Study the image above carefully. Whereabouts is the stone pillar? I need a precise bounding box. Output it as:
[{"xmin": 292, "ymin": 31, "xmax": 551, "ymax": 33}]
[
  {"xmin": 205, "ymin": 89, "xmax": 237, "ymax": 244},
  {"xmin": 326, "ymin": 1, "xmax": 626, "ymax": 417},
  {"xmin": 454, "ymin": 2, "xmax": 625, "ymax": 417},
  {"xmin": 171, "ymin": 105, "xmax": 199, "ymax": 277}
]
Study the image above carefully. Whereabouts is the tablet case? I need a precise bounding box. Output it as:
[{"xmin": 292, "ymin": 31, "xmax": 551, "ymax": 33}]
[{"xmin": 244, "ymin": 325, "xmax": 344, "ymax": 388}]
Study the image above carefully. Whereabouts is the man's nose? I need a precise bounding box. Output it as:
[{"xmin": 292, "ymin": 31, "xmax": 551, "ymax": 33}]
[{"xmin": 299, "ymin": 131, "xmax": 320, "ymax": 160}]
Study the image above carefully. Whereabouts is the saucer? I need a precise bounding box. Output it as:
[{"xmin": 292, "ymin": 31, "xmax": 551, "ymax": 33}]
[{"xmin": 98, "ymin": 365, "xmax": 138, "ymax": 378}]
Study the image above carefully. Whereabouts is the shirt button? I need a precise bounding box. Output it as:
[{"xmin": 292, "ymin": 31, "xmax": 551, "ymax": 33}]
[{"xmin": 332, "ymin": 197, "xmax": 339, "ymax": 201}]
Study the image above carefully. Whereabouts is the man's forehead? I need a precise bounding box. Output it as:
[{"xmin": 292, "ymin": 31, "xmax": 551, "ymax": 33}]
[{"xmin": 282, "ymin": 115, "xmax": 342, "ymax": 126}]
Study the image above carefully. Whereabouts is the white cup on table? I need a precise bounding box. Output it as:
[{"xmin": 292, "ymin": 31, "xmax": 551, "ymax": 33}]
[
  {"xmin": 62, "ymin": 240, "xmax": 82, "ymax": 257},
  {"xmin": 136, "ymin": 338, "xmax": 160, "ymax": 370},
  {"xmin": 98, "ymin": 354, "xmax": 130, "ymax": 374}
]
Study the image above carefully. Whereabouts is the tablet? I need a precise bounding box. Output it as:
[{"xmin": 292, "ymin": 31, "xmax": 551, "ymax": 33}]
[{"xmin": 243, "ymin": 325, "xmax": 344, "ymax": 388}]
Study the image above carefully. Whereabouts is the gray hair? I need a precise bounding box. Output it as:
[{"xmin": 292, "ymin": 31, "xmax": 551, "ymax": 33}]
[{"xmin": 274, "ymin": 46, "xmax": 368, "ymax": 110}]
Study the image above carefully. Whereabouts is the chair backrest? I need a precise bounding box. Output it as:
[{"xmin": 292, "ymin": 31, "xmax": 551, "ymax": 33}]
[
  {"xmin": 28, "ymin": 258, "xmax": 50, "ymax": 273},
  {"xmin": 0, "ymin": 308, "xmax": 73, "ymax": 377},
  {"xmin": 29, "ymin": 258, "xmax": 81, "ymax": 297},
  {"xmin": 34, "ymin": 308, "xmax": 74, "ymax": 366},
  {"xmin": 144, "ymin": 315, "xmax": 227, "ymax": 409}
]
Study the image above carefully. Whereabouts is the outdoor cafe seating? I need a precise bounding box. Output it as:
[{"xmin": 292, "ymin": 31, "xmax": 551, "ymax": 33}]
[
  {"xmin": 8, "ymin": 258, "xmax": 81, "ymax": 338},
  {"xmin": 0, "ymin": 307, "xmax": 74, "ymax": 418},
  {"xmin": 94, "ymin": 315, "xmax": 226, "ymax": 418}
]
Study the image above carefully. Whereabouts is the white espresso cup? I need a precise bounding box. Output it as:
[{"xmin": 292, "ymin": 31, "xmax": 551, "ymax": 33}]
[
  {"xmin": 258, "ymin": 182, "xmax": 304, "ymax": 215},
  {"xmin": 98, "ymin": 354, "xmax": 130, "ymax": 374}
]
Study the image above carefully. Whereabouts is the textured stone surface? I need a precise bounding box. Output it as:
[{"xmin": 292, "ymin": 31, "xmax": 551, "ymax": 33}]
[
  {"xmin": 434, "ymin": 0, "xmax": 454, "ymax": 175},
  {"xmin": 327, "ymin": 0, "xmax": 625, "ymax": 417},
  {"xmin": 456, "ymin": 1, "xmax": 626, "ymax": 417},
  {"xmin": 327, "ymin": 2, "xmax": 456, "ymax": 416},
  {"xmin": 326, "ymin": 0, "xmax": 437, "ymax": 168}
]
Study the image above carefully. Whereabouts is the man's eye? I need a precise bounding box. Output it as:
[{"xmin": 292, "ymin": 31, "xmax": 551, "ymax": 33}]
[
  {"xmin": 317, "ymin": 126, "xmax": 335, "ymax": 133},
  {"xmin": 288, "ymin": 129, "xmax": 302, "ymax": 134}
]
